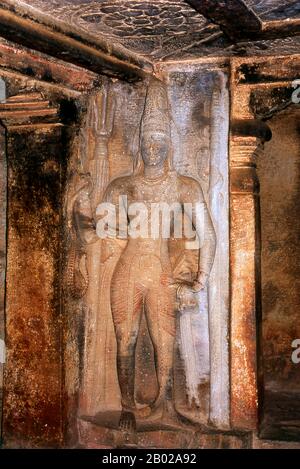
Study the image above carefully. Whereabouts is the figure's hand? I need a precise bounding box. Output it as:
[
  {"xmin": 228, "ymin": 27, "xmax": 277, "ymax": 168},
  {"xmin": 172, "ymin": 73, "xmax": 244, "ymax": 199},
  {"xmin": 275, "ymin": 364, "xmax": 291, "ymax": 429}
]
[
  {"xmin": 192, "ymin": 272, "xmax": 209, "ymax": 292},
  {"xmin": 176, "ymin": 283, "xmax": 198, "ymax": 311},
  {"xmin": 191, "ymin": 281, "xmax": 203, "ymax": 293}
]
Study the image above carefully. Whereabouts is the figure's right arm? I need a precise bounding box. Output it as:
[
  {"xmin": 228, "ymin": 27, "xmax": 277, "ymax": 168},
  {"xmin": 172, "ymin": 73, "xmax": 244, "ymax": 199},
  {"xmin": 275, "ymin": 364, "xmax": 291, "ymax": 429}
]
[
  {"xmin": 73, "ymin": 185, "xmax": 99, "ymax": 245},
  {"xmin": 96, "ymin": 178, "xmax": 128, "ymax": 241},
  {"xmin": 73, "ymin": 176, "xmax": 128, "ymax": 245}
]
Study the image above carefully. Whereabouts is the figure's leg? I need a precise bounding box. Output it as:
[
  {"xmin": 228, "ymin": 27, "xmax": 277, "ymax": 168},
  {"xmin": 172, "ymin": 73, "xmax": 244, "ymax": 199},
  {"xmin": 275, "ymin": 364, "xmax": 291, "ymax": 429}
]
[
  {"xmin": 111, "ymin": 265, "xmax": 143, "ymax": 416},
  {"xmin": 145, "ymin": 281, "xmax": 176, "ymax": 415}
]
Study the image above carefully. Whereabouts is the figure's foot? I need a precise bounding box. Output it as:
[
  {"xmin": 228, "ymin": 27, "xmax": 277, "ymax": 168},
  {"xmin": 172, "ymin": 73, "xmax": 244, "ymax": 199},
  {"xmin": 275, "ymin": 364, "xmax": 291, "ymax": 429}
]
[
  {"xmin": 134, "ymin": 405, "xmax": 152, "ymax": 419},
  {"xmin": 145, "ymin": 400, "xmax": 192, "ymax": 431},
  {"xmin": 119, "ymin": 410, "xmax": 136, "ymax": 433}
]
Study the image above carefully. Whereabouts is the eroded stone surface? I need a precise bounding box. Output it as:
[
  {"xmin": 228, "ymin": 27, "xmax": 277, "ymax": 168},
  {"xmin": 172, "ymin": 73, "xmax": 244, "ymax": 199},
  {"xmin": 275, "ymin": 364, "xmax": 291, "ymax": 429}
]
[
  {"xmin": 0, "ymin": 7, "xmax": 299, "ymax": 449},
  {"xmin": 4, "ymin": 0, "xmax": 300, "ymax": 61},
  {"xmin": 2, "ymin": 115, "xmax": 67, "ymax": 447},
  {"xmin": 246, "ymin": 0, "xmax": 300, "ymax": 20},
  {"xmin": 258, "ymin": 106, "xmax": 300, "ymax": 439}
]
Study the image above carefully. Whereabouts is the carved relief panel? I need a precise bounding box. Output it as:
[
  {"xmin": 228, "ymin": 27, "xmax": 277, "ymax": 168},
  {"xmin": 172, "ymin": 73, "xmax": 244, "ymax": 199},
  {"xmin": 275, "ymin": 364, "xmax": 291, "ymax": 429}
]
[{"xmin": 64, "ymin": 66, "xmax": 230, "ymax": 446}]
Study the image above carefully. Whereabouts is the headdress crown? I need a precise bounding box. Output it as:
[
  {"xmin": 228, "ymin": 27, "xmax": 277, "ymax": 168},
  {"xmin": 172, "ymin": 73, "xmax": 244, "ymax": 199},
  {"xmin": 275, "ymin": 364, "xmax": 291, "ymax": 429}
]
[{"xmin": 141, "ymin": 79, "xmax": 171, "ymax": 137}]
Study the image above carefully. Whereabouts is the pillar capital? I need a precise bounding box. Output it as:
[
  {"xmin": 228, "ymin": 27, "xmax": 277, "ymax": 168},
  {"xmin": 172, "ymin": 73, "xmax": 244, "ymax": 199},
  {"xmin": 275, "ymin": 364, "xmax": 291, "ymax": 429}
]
[
  {"xmin": 0, "ymin": 92, "xmax": 61, "ymax": 131},
  {"xmin": 230, "ymin": 136, "xmax": 261, "ymax": 195},
  {"xmin": 231, "ymin": 136, "xmax": 260, "ymax": 165}
]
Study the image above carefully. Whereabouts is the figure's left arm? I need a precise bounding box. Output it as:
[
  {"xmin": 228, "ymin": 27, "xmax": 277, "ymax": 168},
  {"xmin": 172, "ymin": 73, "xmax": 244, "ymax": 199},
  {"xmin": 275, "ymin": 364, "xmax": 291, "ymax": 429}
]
[
  {"xmin": 182, "ymin": 178, "xmax": 216, "ymax": 292},
  {"xmin": 195, "ymin": 194, "xmax": 216, "ymax": 291}
]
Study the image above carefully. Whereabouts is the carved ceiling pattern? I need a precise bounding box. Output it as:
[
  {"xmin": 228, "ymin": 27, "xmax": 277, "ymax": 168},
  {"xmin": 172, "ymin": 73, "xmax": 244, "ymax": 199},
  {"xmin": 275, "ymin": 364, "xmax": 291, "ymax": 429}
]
[
  {"xmin": 11, "ymin": 0, "xmax": 223, "ymax": 59},
  {"xmin": 1, "ymin": 0, "xmax": 299, "ymax": 60},
  {"xmin": 66, "ymin": 0, "xmax": 210, "ymax": 39}
]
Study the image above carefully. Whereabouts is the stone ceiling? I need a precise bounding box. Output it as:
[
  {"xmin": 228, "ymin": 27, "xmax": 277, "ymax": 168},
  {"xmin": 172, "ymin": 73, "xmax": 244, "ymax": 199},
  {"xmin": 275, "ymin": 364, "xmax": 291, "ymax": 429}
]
[
  {"xmin": 0, "ymin": 0, "xmax": 299, "ymax": 64},
  {"xmin": 246, "ymin": 0, "xmax": 299, "ymax": 20}
]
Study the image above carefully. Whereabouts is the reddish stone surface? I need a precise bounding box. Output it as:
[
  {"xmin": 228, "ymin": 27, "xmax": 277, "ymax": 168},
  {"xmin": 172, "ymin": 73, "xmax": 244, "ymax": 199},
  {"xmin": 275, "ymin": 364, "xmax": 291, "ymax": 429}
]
[
  {"xmin": 258, "ymin": 107, "xmax": 300, "ymax": 440},
  {"xmin": 0, "ymin": 122, "xmax": 6, "ymax": 422},
  {"xmin": 0, "ymin": 28, "xmax": 299, "ymax": 448},
  {"xmin": 230, "ymin": 55, "xmax": 300, "ymax": 438},
  {"xmin": 3, "ymin": 126, "xmax": 66, "ymax": 447},
  {"xmin": 230, "ymin": 191, "xmax": 259, "ymax": 430}
]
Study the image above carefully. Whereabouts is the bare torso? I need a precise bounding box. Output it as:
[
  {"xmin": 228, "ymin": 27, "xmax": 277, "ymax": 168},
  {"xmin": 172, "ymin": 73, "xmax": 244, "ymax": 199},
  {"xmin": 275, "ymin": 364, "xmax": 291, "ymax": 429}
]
[{"xmin": 105, "ymin": 170, "xmax": 203, "ymax": 252}]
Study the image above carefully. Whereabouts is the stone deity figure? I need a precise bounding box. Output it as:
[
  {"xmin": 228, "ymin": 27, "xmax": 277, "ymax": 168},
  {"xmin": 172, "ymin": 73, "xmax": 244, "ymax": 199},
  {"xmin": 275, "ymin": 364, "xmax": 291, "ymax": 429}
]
[{"xmin": 75, "ymin": 79, "xmax": 216, "ymax": 431}]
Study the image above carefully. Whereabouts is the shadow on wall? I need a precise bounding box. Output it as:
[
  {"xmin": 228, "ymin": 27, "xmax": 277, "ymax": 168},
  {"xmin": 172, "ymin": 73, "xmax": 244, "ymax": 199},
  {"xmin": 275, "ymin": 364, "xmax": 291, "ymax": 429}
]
[{"xmin": 258, "ymin": 105, "xmax": 300, "ymax": 440}]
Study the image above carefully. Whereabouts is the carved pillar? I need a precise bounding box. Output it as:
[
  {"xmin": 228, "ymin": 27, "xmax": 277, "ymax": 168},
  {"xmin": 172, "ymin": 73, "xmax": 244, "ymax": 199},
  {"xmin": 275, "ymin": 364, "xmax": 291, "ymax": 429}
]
[
  {"xmin": 0, "ymin": 93, "xmax": 65, "ymax": 447},
  {"xmin": 230, "ymin": 126, "xmax": 270, "ymax": 430},
  {"xmin": 0, "ymin": 117, "xmax": 6, "ymax": 427}
]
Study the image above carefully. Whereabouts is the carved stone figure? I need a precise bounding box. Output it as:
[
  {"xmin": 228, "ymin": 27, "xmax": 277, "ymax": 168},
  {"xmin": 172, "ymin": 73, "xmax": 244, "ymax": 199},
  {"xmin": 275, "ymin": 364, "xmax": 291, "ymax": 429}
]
[{"xmin": 77, "ymin": 79, "xmax": 215, "ymax": 432}]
